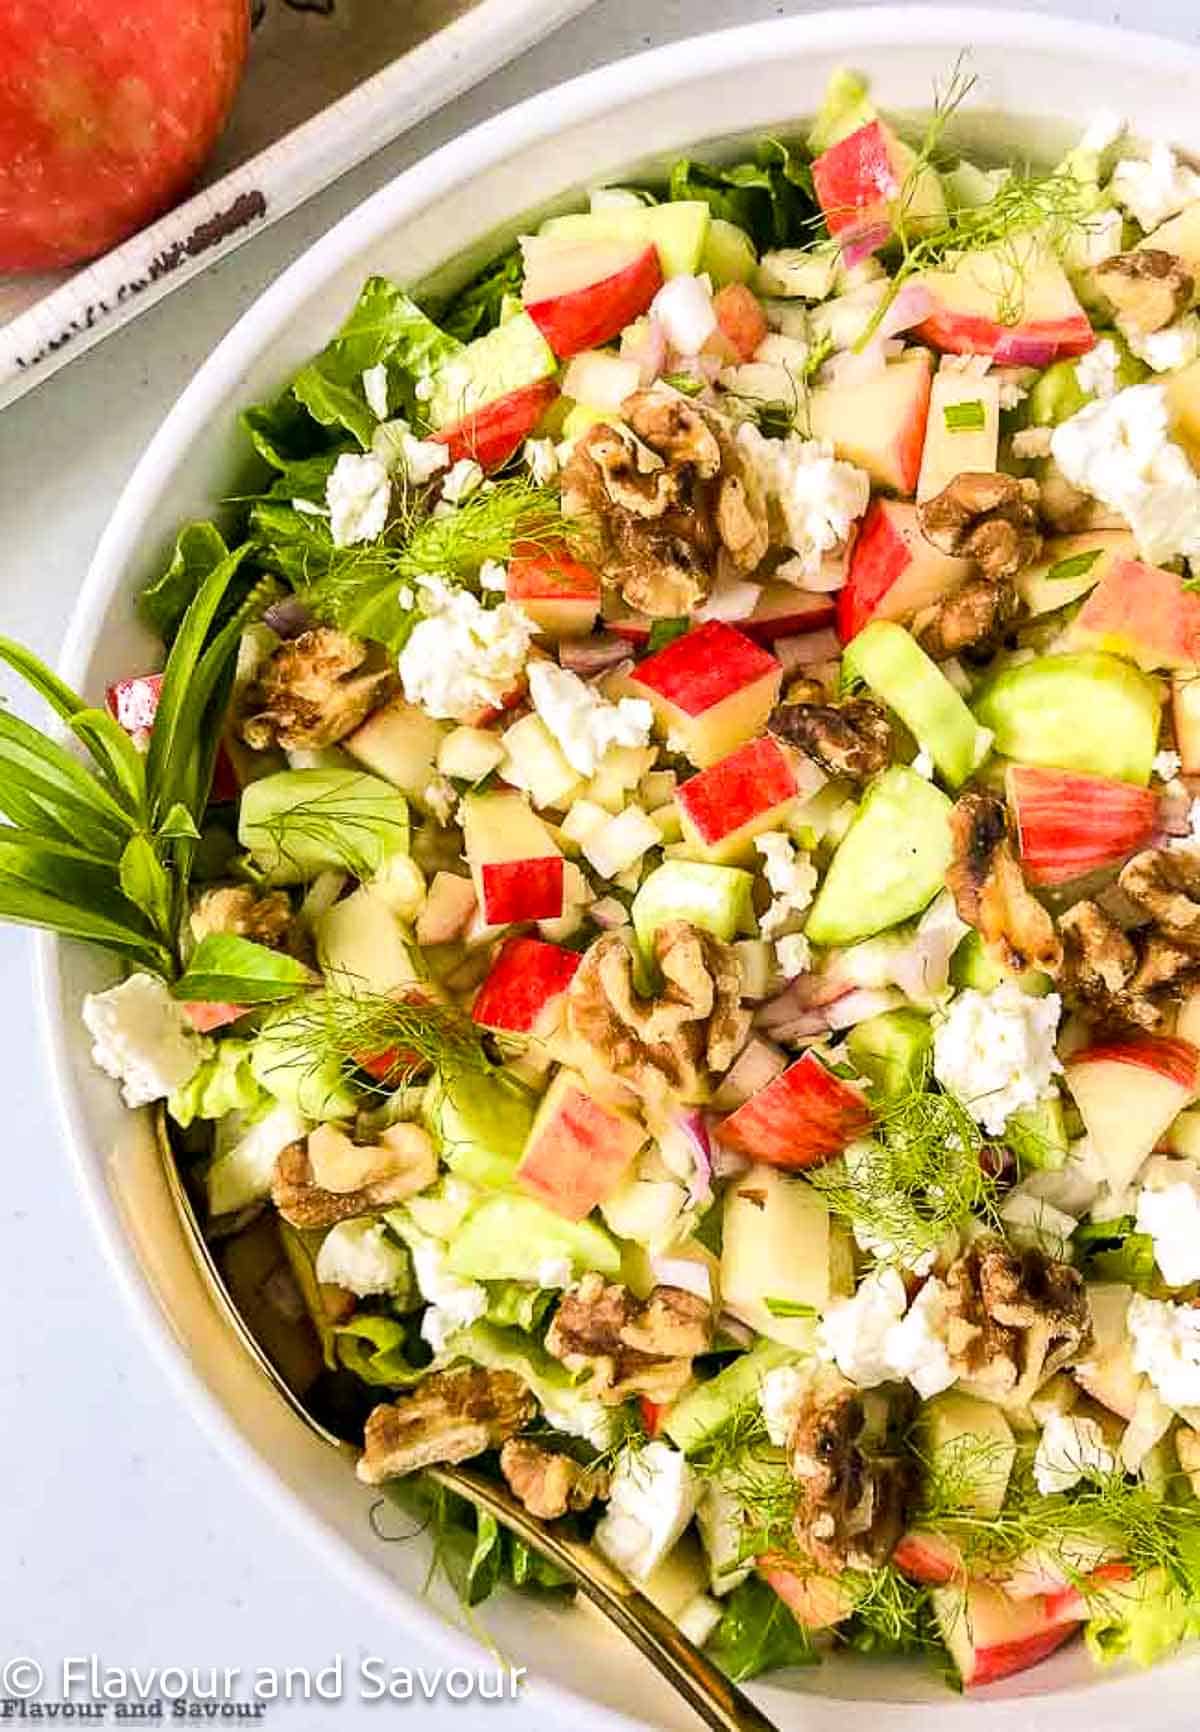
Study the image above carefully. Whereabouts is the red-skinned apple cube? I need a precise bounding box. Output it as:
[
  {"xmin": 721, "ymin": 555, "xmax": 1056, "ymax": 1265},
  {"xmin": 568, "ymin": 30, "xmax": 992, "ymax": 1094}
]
[
  {"xmin": 516, "ymin": 1068, "xmax": 645, "ymax": 1219},
  {"xmin": 1007, "ymin": 764, "xmax": 1159, "ymax": 886},
  {"xmin": 744, "ymin": 583, "xmax": 838, "ymax": 641},
  {"xmin": 471, "ymin": 935, "xmax": 582, "ymax": 1035},
  {"xmin": 1066, "ymin": 1035, "xmax": 1200, "ymax": 1196},
  {"xmin": 431, "ymin": 377, "xmax": 559, "ymax": 472},
  {"xmin": 932, "ymin": 1581, "xmax": 1082, "ymax": 1689},
  {"xmin": 719, "ymin": 1051, "xmax": 872, "ymax": 1168},
  {"xmin": 181, "ymin": 1000, "xmax": 249, "ymax": 1034},
  {"xmin": 620, "ymin": 622, "xmax": 781, "ymax": 769},
  {"xmin": 838, "ymin": 497, "xmax": 970, "ymax": 643},
  {"xmin": 0, "ymin": 0, "xmax": 249, "ymax": 272},
  {"xmin": 105, "ymin": 670, "xmax": 239, "ymax": 801},
  {"xmin": 812, "ymin": 120, "xmax": 906, "ymax": 252},
  {"xmin": 522, "ymin": 237, "xmax": 663, "ymax": 358},
  {"xmin": 758, "ymin": 1556, "xmax": 857, "ymax": 1630},
  {"xmin": 893, "ymin": 1531, "xmax": 965, "ymax": 1585},
  {"xmin": 1040, "ymin": 1562, "xmax": 1134, "ymax": 1624},
  {"xmin": 677, "ymin": 736, "xmax": 811, "ymax": 864},
  {"xmin": 1065, "ymin": 556, "xmax": 1200, "ymax": 671},
  {"xmin": 809, "ymin": 351, "xmax": 933, "ymax": 496},
  {"xmin": 712, "ymin": 283, "xmax": 768, "ymax": 361},
  {"xmin": 506, "ymin": 544, "xmax": 602, "ymax": 639},
  {"xmin": 914, "ymin": 242, "xmax": 1094, "ymax": 362},
  {"xmin": 462, "ymin": 790, "xmax": 564, "ymax": 926}
]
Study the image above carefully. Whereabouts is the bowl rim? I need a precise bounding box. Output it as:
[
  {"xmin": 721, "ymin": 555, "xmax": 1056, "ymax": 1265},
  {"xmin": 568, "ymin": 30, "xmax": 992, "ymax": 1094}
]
[{"xmin": 36, "ymin": 8, "xmax": 1200, "ymax": 1722}]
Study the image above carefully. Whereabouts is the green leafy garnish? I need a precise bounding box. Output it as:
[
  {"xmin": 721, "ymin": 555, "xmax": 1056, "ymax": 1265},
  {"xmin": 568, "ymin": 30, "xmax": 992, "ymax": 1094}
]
[
  {"xmin": 1074, "ymin": 1216, "xmax": 1157, "ymax": 1287},
  {"xmin": 669, "ymin": 138, "xmax": 815, "ymax": 250},
  {"xmin": 379, "ymin": 1476, "xmax": 574, "ymax": 1606},
  {"xmin": 943, "ymin": 399, "xmax": 986, "ymax": 432},
  {"xmin": 646, "ymin": 617, "xmax": 691, "ymax": 654},
  {"xmin": 439, "ymin": 246, "xmax": 524, "ymax": 343},
  {"xmin": 706, "ymin": 1574, "xmax": 819, "ymax": 1681},
  {"xmin": 1046, "ymin": 548, "xmax": 1103, "ymax": 583},
  {"xmin": 335, "ymin": 1313, "xmax": 426, "ymax": 1387},
  {"xmin": 271, "ymin": 987, "xmax": 490, "ymax": 1092},
  {"xmin": 764, "ymin": 1296, "xmax": 817, "ymax": 1318},
  {"xmin": 167, "ymin": 1039, "xmax": 267, "ymax": 1128},
  {"xmin": 171, "ymin": 933, "xmax": 317, "ymax": 1006}
]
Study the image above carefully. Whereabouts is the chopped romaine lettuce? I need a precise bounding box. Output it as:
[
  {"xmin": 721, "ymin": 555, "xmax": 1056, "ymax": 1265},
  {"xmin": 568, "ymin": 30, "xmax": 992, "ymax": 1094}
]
[{"xmin": 167, "ymin": 1037, "xmax": 266, "ymax": 1128}]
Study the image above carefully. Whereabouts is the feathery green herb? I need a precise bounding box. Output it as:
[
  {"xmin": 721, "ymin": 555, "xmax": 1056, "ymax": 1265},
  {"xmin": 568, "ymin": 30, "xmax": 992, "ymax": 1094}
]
[{"xmin": 273, "ymin": 986, "xmax": 491, "ymax": 1091}]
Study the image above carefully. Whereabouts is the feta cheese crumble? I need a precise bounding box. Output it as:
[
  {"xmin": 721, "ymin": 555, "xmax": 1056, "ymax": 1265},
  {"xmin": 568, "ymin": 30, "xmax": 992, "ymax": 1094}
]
[
  {"xmin": 399, "ymin": 577, "xmax": 537, "ymax": 722},
  {"xmin": 912, "ymin": 747, "xmax": 935, "ymax": 780},
  {"xmin": 883, "ymin": 1277, "xmax": 958, "ymax": 1399},
  {"xmin": 650, "ymin": 274, "xmax": 717, "ymax": 356},
  {"xmin": 408, "ymin": 1229, "xmax": 487, "ymax": 1355},
  {"xmin": 361, "ymin": 363, "xmax": 390, "ymax": 421},
  {"xmin": 1126, "ymin": 315, "xmax": 1200, "ymax": 374},
  {"xmin": 1075, "ymin": 337, "xmax": 1120, "ymax": 400},
  {"xmin": 440, "ymin": 458, "xmax": 484, "ymax": 503},
  {"xmin": 775, "ymin": 932, "xmax": 812, "ymax": 980},
  {"xmin": 737, "ymin": 425, "xmax": 870, "ymax": 580},
  {"xmin": 527, "ymin": 660, "xmax": 653, "ymax": 777},
  {"xmin": 1033, "ymin": 1413, "xmax": 1117, "ymax": 1495},
  {"xmin": 1051, "ymin": 383, "xmax": 1200, "ymax": 566},
  {"xmin": 315, "ymin": 1218, "xmax": 410, "ymax": 1297},
  {"xmin": 325, "ymin": 451, "xmax": 392, "ymax": 548},
  {"xmin": 932, "ymin": 982, "xmax": 1063, "ymax": 1135},
  {"xmin": 478, "ymin": 558, "xmax": 509, "ymax": 593},
  {"xmin": 754, "ymin": 830, "xmax": 819, "ymax": 939},
  {"xmin": 523, "ymin": 437, "xmax": 560, "ymax": 487},
  {"xmin": 818, "ymin": 1268, "xmax": 956, "ymax": 1398},
  {"xmin": 1111, "ymin": 143, "xmax": 1200, "ymax": 233},
  {"xmin": 1129, "ymin": 1293, "xmax": 1200, "ymax": 1410},
  {"xmin": 593, "ymin": 1441, "xmax": 699, "ymax": 1581},
  {"xmin": 82, "ymin": 972, "xmax": 207, "ymax": 1109},
  {"xmin": 535, "ymin": 1256, "xmax": 574, "ymax": 1289},
  {"xmin": 759, "ymin": 1362, "xmax": 811, "ymax": 1446},
  {"xmin": 370, "ymin": 418, "xmax": 450, "ymax": 485},
  {"xmin": 1135, "ymin": 1157, "xmax": 1200, "ymax": 1287},
  {"xmin": 1011, "ymin": 426, "xmax": 1054, "ymax": 460}
]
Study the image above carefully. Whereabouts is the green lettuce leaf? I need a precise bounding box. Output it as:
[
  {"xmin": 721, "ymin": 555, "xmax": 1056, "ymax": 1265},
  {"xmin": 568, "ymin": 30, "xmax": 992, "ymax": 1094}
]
[
  {"xmin": 668, "ymin": 138, "xmax": 815, "ymax": 250},
  {"xmin": 483, "ymin": 1282, "xmax": 556, "ymax": 1333},
  {"xmin": 706, "ymin": 1574, "xmax": 820, "ymax": 1681},
  {"xmin": 168, "ymin": 1039, "xmax": 267, "ymax": 1129},
  {"xmin": 334, "ymin": 1313, "xmax": 427, "ymax": 1387},
  {"xmin": 139, "ymin": 523, "xmax": 234, "ymax": 643},
  {"xmin": 1085, "ymin": 1567, "xmax": 1199, "ymax": 1668},
  {"xmin": 439, "ymin": 246, "xmax": 524, "ymax": 343},
  {"xmin": 172, "ymin": 932, "xmax": 316, "ymax": 1005},
  {"xmin": 382, "ymin": 1477, "xmax": 574, "ymax": 1606}
]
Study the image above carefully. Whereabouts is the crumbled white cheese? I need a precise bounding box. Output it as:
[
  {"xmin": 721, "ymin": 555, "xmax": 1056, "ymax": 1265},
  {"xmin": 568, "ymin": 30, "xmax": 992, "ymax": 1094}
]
[
  {"xmin": 315, "ymin": 1218, "xmax": 410, "ymax": 1297},
  {"xmin": 527, "ymin": 661, "xmax": 653, "ymax": 777},
  {"xmin": 440, "ymin": 457, "xmax": 484, "ymax": 503},
  {"xmin": 1033, "ymin": 1413, "xmax": 1117, "ymax": 1495},
  {"xmin": 1153, "ymin": 749, "xmax": 1184, "ymax": 782},
  {"xmin": 1051, "ymin": 384, "xmax": 1200, "ymax": 566},
  {"xmin": 1128, "ymin": 1293, "xmax": 1200, "ymax": 1410},
  {"xmin": 775, "ymin": 932, "xmax": 812, "ymax": 979},
  {"xmin": 912, "ymin": 748, "xmax": 935, "ymax": 780},
  {"xmin": 1126, "ymin": 314, "xmax": 1200, "ymax": 374},
  {"xmin": 1065, "ymin": 205, "xmax": 1125, "ymax": 273},
  {"xmin": 651, "ymin": 274, "xmax": 717, "ymax": 356},
  {"xmin": 754, "ymin": 831, "xmax": 818, "ymax": 939},
  {"xmin": 1011, "ymin": 425, "xmax": 1054, "ymax": 460},
  {"xmin": 995, "ymin": 374, "xmax": 1029, "ymax": 410},
  {"xmin": 1078, "ymin": 112, "xmax": 1126, "ymax": 157},
  {"xmin": 818, "ymin": 1267, "xmax": 908, "ymax": 1388},
  {"xmin": 82, "ymin": 972, "xmax": 208, "ymax": 1109},
  {"xmin": 523, "ymin": 436, "xmax": 560, "ymax": 486},
  {"xmin": 370, "ymin": 418, "xmax": 450, "ymax": 485},
  {"xmin": 759, "ymin": 1363, "xmax": 811, "ymax": 1446},
  {"xmin": 535, "ymin": 1256, "xmax": 574, "ymax": 1289},
  {"xmin": 1135, "ymin": 1156, "xmax": 1200, "ymax": 1287},
  {"xmin": 325, "ymin": 451, "xmax": 392, "ymax": 547},
  {"xmin": 1075, "ymin": 337, "xmax": 1120, "ymax": 400},
  {"xmin": 883, "ymin": 1277, "xmax": 958, "ymax": 1399},
  {"xmin": 1111, "ymin": 142, "xmax": 1200, "ymax": 232},
  {"xmin": 478, "ymin": 558, "xmax": 509, "ymax": 593},
  {"xmin": 593, "ymin": 1441, "xmax": 699, "ymax": 1581},
  {"xmin": 361, "ymin": 363, "xmax": 390, "ymax": 421},
  {"xmin": 408, "ymin": 1230, "xmax": 487, "ymax": 1355},
  {"xmin": 998, "ymin": 1191, "xmax": 1077, "ymax": 1261},
  {"xmin": 399, "ymin": 577, "xmax": 537, "ymax": 722},
  {"xmin": 932, "ymin": 982, "xmax": 1063, "ymax": 1135},
  {"xmin": 736, "ymin": 425, "xmax": 870, "ymax": 579}
]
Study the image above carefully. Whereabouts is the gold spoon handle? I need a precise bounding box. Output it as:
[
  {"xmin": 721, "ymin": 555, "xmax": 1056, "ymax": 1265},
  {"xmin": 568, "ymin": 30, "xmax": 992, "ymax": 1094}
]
[{"xmin": 430, "ymin": 1463, "xmax": 780, "ymax": 1732}]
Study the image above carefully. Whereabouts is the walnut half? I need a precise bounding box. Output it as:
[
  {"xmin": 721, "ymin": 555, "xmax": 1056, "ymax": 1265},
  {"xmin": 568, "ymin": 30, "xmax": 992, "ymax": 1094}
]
[
  {"xmin": 947, "ymin": 791, "xmax": 1062, "ymax": 975},
  {"xmin": 240, "ymin": 627, "xmax": 395, "ymax": 751},
  {"xmin": 1094, "ymin": 249, "xmax": 1194, "ymax": 336},
  {"xmin": 272, "ymin": 1123, "xmax": 436, "ymax": 1229},
  {"xmin": 789, "ymin": 1385, "xmax": 912, "ymax": 1573},
  {"xmin": 545, "ymin": 1273, "xmax": 711, "ymax": 1405},
  {"xmin": 499, "ymin": 1438, "xmax": 609, "ymax": 1520},
  {"xmin": 943, "ymin": 1238, "xmax": 1090, "ymax": 1405},
  {"xmin": 357, "ymin": 1368, "xmax": 535, "ymax": 1483},
  {"xmin": 918, "ymin": 472, "xmax": 1042, "ymax": 581},
  {"xmin": 189, "ymin": 884, "xmax": 293, "ymax": 949},
  {"xmin": 767, "ymin": 696, "xmax": 893, "ymax": 785}
]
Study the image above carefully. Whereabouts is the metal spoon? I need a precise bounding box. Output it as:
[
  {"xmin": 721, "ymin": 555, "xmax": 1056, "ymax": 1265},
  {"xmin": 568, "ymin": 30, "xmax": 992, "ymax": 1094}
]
[{"xmin": 153, "ymin": 1109, "xmax": 780, "ymax": 1732}]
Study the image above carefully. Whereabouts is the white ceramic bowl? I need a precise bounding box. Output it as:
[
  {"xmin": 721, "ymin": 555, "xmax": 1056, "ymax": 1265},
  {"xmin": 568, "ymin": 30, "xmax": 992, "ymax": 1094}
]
[{"xmin": 40, "ymin": 10, "xmax": 1200, "ymax": 1729}]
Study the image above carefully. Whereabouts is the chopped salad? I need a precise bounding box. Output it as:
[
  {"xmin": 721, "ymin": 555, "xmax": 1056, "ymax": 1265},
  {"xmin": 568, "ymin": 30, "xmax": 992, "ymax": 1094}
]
[{"xmin": 13, "ymin": 63, "xmax": 1200, "ymax": 1691}]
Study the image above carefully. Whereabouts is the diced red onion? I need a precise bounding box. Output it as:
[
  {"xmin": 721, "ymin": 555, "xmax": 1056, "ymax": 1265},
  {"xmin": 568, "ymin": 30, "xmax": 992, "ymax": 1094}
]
[
  {"xmin": 262, "ymin": 595, "xmax": 313, "ymax": 639},
  {"xmin": 1157, "ymin": 785, "xmax": 1193, "ymax": 838},
  {"xmin": 775, "ymin": 627, "xmax": 841, "ymax": 674},
  {"xmin": 559, "ymin": 633, "xmax": 631, "ymax": 677},
  {"xmin": 716, "ymin": 1311, "xmax": 756, "ymax": 1347},
  {"xmin": 992, "ymin": 334, "xmax": 1058, "ymax": 368},
  {"xmin": 824, "ymin": 986, "xmax": 907, "ymax": 1029},
  {"xmin": 839, "ymin": 222, "xmax": 893, "ymax": 268},
  {"xmin": 621, "ymin": 315, "xmax": 668, "ymax": 386},
  {"xmin": 650, "ymin": 1253, "xmax": 713, "ymax": 1301},
  {"xmin": 713, "ymin": 1035, "xmax": 788, "ymax": 1109},
  {"xmin": 671, "ymin": 350, "xmax": 723, "ymax": 382},
  {"xmin": 877, "ymin": 282, "xmax": 936, "ymax": 338},
  {"xmin": 666, "ymin": 1108, "xmax": 713, "ymax": 1206}
]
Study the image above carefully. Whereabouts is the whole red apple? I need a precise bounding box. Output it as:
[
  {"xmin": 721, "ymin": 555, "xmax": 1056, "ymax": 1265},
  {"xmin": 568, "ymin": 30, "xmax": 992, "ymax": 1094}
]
[{"xmin": 0, "ymin": 0, "xmax": 249, "ymax": 272}]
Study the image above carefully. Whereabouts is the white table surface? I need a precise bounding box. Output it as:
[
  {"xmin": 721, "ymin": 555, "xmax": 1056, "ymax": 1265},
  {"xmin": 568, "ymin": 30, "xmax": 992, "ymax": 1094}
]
[{"xmin": 2, "ymin": 0, "xmax": 1198, "ymax": 1725}]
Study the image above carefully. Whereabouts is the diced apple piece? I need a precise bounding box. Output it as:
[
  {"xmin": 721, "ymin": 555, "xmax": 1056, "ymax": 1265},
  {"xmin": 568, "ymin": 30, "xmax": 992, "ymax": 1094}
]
[
  {"xmin": 677, "ymin": 736, "xmax": 813, "ymax": 865},
  {"xmin": 1074, "ymin": 1282, "xmax": 1140, "ymax": 1420},
  {"xmin": 506, "ymin": 545, "xmax": 601, "ymax": 639},
  {"xmin": 837, "ymin": 496, "xmax": 969, "ymax": 642},
  {"xmin": 1173, "ymin": 675, "xmax": 1200, "ymax": 775},
  {"xmin": 521, "ymin": 234, "xmax": 663, "ymax": 358},
  {"xmin": 561, "ymin": 348, "xmax": 641, "ymax": 409},
  {"xmin": 345, "ymin": 696, "xmax": 450, "ymax": 809},
  {"xmin": 414, "ymin": 871, "xmax": 477, "ymax": 946},
  {"xmin": 431, "ymin": 377, "xmax": 560, "ymax": 471},
  {"xmin": 721, "ymin": 1164, "xmax": 830, "ymax": 1347},
  {"xmin": 758, "ymin": 1556, "xmax": 857, "ymax": 1630},
  {"xmin": 811, "ymin": 118, "xmax": 945, "ymax": 264},
  {"xmin": 105, "ymin": 670, "xmax": 163, "ymax": 741},
  {"xmin": 182, "ymin": 1000, "xmax": 249, "ymax": 1034},
  {"xmin": 471, "ymin": 934, "xmax": 581, "ymax": 1035},
  {"xmin": 719, "ymin": 1051, "xmax": 871, "ymax": 1169},
  {"xmin": 917, "ymin": 370, "xmax": 1000, "ymax": 502},
  {"xmin": 314, "ymin": 884, "xmax": 421, "ymax": 997},
  {"xmin": 1040, "ymin": 1562, "xmax": 1135, "ymax": 1624},
  {"xmin": 744, "ymin": 582, "xmax": 838, "ymax": 640},
  {"xmin": 973, "ymin": 652, "xmax": 1161, "ymax": 787},
  {"xmin": 1007, "ymin": 764, "xmax": 1159, "ymax": 886},
  {"xmin": 1164, "ymin": 353, "xmax": 1200, "ymax": 470},
  {"xmin": 1065, "ymin": 555, "xmax": 1200, "ymax": 671},
  {"xmin": 809, "ymin": 350, "xmax": 933, "ymax": 495},
  {"xmin": 461, "ymin": 790, "xmax": 564, "ymax": 925},
  {"xmin": 500, "ymin": 712, "xmax": 585, "ymax": 810},
  {"xmin": 1065, "ymin": 1037, "xmax": 1200, "ymax": 1196},
  {"xmin": 436, "ymin": 726, "xmax": 506, "ymax": 783},
  {"xmin": 1016, "ymin": 530, "xmax": 1137, "ymax": 618},
  {"xmin": 893, "ymin": 1531, "xmax": 965, "ymax": 1585},
  {"xmin": 914, "ymin": 237, "xmax": 1095, "ymax": 362},
  {"xmin": 516, "ymin": 1067, "xmax": 645, "ymax": 1219},
  {"xmin": 617, "ymin": 621, "xmax": 781, "ymax": 769},
  {"xmin": 932, "ymin": 1581, "xmax": 1082, "ymax": 1689}
]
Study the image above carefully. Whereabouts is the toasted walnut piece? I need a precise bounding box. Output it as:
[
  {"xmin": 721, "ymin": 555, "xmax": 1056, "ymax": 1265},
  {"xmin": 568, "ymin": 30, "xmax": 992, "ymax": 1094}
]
[
  {"xmin": 918, "ymin": 473, "xmax": 1042, "ymax": 580},
  {"xmin": 545, "ymin": 1272, "xmax": 712, "ymax": 1406},
  {"xmin": 356, "ymin": 1368, "xmax": 534, "ymax": 1484},
  {"xmin": 189, "ymin": 884, "xmax": 292, "ymax": 949},
  {"xmin": 789, "ymin": 1388, "xmax": 912, "ymax": 1572},
  {"xmin": 767, "ymin": 696, "xmax": 893, "ymax": 786},
  {"xmin": 947, "ymin": 791, "xmax": 1062, "ymax": 975},
  {"xmin": 1059, "ymin": 898, "xmax": 1200, "ymax": 1033},
  {"xmin": 240, "ymin": 627, "xmax": 395, "ymax": 751},
  {"xmin": 619, "ymin": 532, "xmax": 710, "ymax": 617},
  {"xmin": 625, "ymin": 392, "xmax": 723, "ymax": 479},
  {"xmin": 916, "ymin": 575, "xmax": 1020, "ymax": 659},
  {"xmin": 1119, "ymin": 848, "xmax": 1200, "ymax": 948},
  {"xmin": 944, "ymin": 1237, "xmax": 1091, "ymax": 1405},
  {"xmin": 716, "ymin": 470, "xmax": 771, "ymax": 570},
  {"xmin": 578, "ymin": 425, "xmax": 680, "ymax": 519},
  {"xmin": 272, "ymin": 1125, "xmax": 436, "ymax": 1230},
  {"xmin": 566, "ymin": 923, "xmax": 750, "ymax": 1106},
  {"xmin": 499, "ymin": 1438, "xmax": 610, "ymax": 1520},
  {"xmin": 1094, "ymin": 249, "xmax": 1195, "ymax": 336}
]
